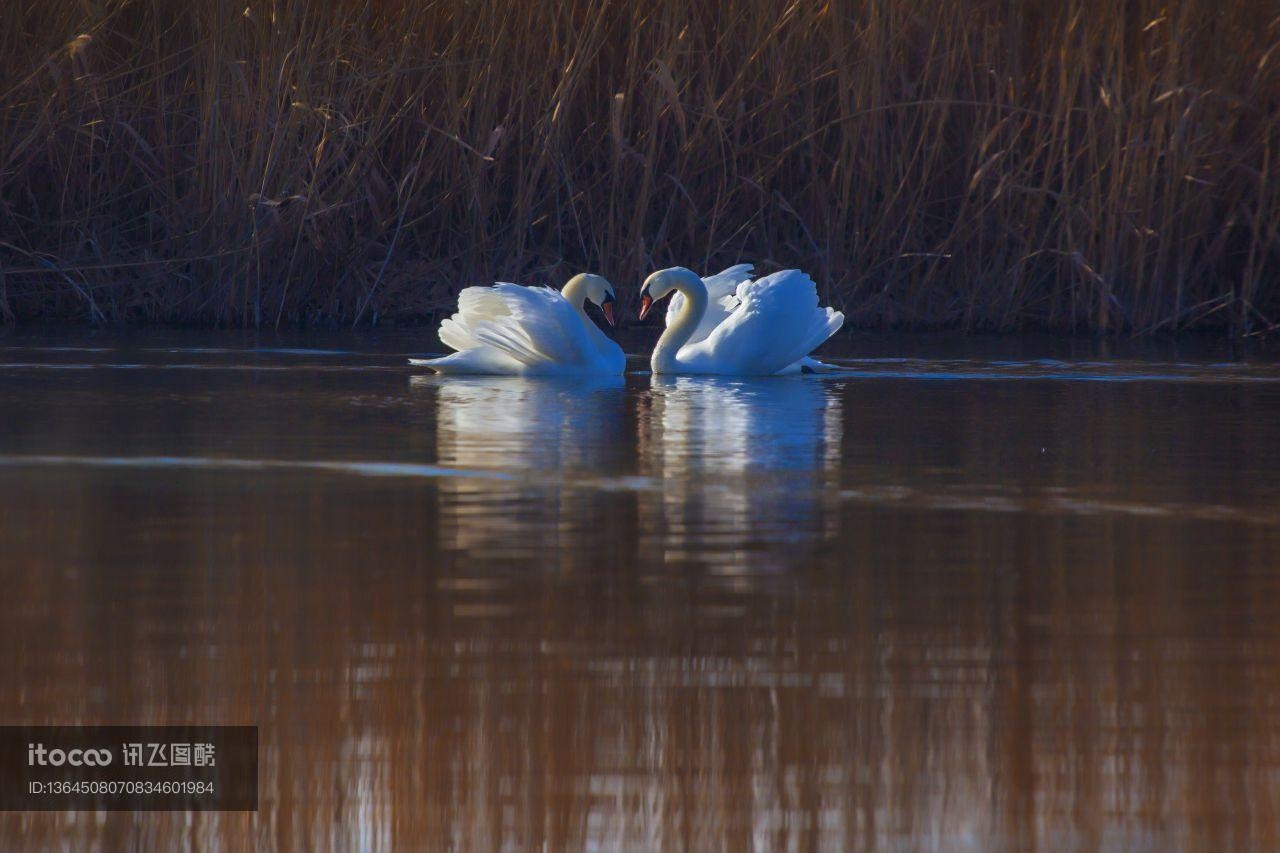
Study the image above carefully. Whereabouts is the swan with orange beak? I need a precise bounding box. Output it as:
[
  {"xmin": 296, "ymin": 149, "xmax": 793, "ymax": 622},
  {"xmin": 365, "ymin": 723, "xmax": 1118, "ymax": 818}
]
[
  {"xmin": 411, "ymin": 273, "xmax": 625, "ymax": 375},
  {"xmin": 639, "ymin": 265, "xmax": 844, "ymax": 375}
]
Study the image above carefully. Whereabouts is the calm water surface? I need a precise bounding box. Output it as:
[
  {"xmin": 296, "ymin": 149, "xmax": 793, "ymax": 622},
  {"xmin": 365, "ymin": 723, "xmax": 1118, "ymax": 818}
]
[{"xmin": 1, "ymin": 330, "xmax": 1279, "ymax": 850}]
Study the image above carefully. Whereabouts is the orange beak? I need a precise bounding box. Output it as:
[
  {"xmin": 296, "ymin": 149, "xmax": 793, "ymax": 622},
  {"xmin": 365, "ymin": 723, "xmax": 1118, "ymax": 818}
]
[
  {"xmin": 638, "ymin": 293, "xmax": 654, "ymax": 321},
  {"xmin": 601, "ymin": 300, "xmax": 616, "ymax": 327}
]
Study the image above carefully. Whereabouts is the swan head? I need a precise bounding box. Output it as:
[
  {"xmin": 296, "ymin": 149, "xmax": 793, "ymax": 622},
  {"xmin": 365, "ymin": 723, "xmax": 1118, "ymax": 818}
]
[
  {"xmin": 638, "ymin": 267, "xmax": 699, "ymax": 320},
  {"xmin": 562, "ymin": 273, "xmax": 618, "ymax": 326}
]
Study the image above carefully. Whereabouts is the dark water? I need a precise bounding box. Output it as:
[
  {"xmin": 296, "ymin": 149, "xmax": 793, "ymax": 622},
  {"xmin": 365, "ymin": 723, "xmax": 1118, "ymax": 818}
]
[{"xmin": 2, "ymin": 330, "xmax": 1279, "ymax": 850}]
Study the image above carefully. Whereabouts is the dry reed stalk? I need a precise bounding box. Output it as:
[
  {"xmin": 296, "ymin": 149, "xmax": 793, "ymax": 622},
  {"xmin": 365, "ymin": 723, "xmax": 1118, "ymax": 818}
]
[{"xmin": 0, "ymin": 0, "xmax": 1275, "ymax": 332}]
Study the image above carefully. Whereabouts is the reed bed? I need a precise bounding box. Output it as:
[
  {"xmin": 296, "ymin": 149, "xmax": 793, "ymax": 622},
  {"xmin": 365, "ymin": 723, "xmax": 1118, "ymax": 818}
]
[{"xmin": 0, "ymin": 0, "xmax": 1277, "ymax": 332}]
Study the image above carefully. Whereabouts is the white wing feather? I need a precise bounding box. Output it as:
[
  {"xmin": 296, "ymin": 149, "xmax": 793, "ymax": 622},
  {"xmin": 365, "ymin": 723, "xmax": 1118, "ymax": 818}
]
[
  {"xmin": 691, "ymin": 270, "xmax": 843, "ymax": 375},
  {"xmin": 467, "ymin": 284, "xmax": 593, "ymax": 368},
  {"xmin": 436, "ymin": 285, "xmax": 513, "ymax": 352}
]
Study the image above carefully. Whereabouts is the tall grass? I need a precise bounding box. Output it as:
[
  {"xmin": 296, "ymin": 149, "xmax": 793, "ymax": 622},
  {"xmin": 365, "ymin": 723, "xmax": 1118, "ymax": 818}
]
[{"xmin": 0, "ymin": 0, "xmax": 1277, "ymax": 332}]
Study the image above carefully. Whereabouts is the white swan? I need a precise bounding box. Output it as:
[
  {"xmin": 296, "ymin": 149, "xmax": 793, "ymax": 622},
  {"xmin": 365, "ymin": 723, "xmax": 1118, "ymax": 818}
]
[
  {"xmin": 410, "ymin": 273, "xmax": 625, "ymax": 375},
  {"xmin": 638, "ymin": 266, "xmax": 844, "ymax": 375}
]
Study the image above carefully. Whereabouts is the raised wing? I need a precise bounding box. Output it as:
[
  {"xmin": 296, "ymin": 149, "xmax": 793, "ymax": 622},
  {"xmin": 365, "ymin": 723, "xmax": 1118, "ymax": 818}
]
[
  {"xmin": 701, "ymin": 264, "xmax": 754, "ymax": 299},
  {"xmin": 437, "ymin": 284, "xmax": 518, "ymax": 352},
  {"xmin": 467, "ymin": 284, "xmax": 593, "ymax": 368},
  {"xmin": 698, "ymin": 270, "xmax": 843, "ymax": 375}
]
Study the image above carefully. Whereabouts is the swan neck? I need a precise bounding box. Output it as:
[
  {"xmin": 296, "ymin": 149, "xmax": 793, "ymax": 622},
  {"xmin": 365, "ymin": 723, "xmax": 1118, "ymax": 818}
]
[
  {"xmin": 652, "ymin": 274, "xmax": 706, "ymax": 374},
  {"xmin": 559, "ymin": 276, "xmax": 589, "ymax": 313}
]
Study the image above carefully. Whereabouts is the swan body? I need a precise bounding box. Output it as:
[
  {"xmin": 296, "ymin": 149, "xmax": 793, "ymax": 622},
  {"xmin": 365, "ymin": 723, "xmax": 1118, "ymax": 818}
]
[
  {"xmin": 639, "ymin": 266, "xmax": 844, "ymax": 375},
  {"xmin": 663, "ymin": 263, "xmax": 755, "ymax": 348},
  {"xmin": 412, "ymin": 273, "xmax": 625, "ymax": 376}
]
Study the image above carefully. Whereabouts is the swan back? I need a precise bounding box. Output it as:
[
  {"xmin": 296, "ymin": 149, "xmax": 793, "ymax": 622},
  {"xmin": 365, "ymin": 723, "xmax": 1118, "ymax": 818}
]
[{"xmin": 678, "ymin": 269, "xmax": 844, "ymax": 375}]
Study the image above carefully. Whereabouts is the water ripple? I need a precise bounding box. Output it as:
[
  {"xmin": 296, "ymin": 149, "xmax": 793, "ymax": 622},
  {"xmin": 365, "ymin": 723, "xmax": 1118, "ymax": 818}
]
[
  {"xmin": 822, "ymin": 357, "xmax": 1280, "ymax": 383},
  {"xmin": 0, "ymin": 454, "xmax": 1272, "ymax": 526}
]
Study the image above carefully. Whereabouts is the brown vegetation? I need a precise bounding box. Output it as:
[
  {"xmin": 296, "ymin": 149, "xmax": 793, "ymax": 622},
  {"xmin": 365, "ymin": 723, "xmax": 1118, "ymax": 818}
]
[{"xmin": 0, "ymin": 0, "xmax": 1278, "ymax": 332}]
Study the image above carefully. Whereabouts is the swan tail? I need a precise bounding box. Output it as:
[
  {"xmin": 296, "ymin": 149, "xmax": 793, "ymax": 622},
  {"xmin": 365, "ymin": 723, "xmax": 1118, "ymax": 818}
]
[
  {"xmin": 409, "ymin": 349, "xmax": 524, "ymax": 374},
  {"xmin": 778, "ymin": 354, "xmax": 844, "ymax": 375}
]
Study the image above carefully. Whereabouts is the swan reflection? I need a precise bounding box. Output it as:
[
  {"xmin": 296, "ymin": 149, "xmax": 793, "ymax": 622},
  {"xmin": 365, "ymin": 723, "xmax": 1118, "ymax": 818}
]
[
  {"xmin": 638, "ymin": 376, "xmax": 843, "ymax": 571},
  {"xmin": 411, "ymin": 374, "xmax": 626, "ymax": 559}
]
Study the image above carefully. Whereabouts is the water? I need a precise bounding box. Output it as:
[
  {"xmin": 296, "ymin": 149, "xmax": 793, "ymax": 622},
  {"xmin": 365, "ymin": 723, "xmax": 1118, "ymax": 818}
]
[{"xmin": 2, "ymin": 330, "xmax": 1279, "ymax": 849}]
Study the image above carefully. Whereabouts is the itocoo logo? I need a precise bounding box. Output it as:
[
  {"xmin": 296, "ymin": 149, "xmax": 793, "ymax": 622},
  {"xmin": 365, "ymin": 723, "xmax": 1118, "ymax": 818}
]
[{"xmin": 27, "ymin": 743, "xmax": 113, "ymax": 767}]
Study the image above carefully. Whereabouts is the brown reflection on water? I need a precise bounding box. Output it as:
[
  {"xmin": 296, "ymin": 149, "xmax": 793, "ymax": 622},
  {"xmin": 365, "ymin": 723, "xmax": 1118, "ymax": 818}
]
[{"xmin": 0, "ymin": 335, "xmax": 1279, "ymax": 849}]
